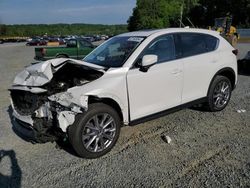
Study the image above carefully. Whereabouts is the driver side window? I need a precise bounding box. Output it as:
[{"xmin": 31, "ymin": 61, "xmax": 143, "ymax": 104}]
[{"xmin": 135, "ymin": 35, "xmax": 175, "ymax": 67}]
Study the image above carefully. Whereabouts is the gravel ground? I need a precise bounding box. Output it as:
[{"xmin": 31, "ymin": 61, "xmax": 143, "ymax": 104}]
[{"xmin": 0, "ymin": 43, "xmax": 250, "ymax": 188}]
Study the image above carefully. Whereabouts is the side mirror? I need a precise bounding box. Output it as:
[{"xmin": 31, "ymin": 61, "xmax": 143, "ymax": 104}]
[{"xmin": 139, "ymin": 55, "xmax": 158, "ymax": 72}]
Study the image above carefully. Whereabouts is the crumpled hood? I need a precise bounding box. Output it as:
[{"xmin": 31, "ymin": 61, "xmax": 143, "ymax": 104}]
[{"xmin": 13, "ymin": 58, "xmax": 104, "ymax": 87}]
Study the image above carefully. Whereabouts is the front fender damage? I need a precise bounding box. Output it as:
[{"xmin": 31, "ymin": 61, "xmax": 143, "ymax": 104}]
[{"xmin": 10, "ymin": 58, "xmax": 105, "ymax": 143}]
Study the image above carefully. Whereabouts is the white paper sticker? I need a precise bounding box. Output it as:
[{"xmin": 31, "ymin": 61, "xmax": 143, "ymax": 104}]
[
  {"xmin": 128, "ymin": 37, "xmax": 144, "ymax": 42},
  {"xmin": 97, "ymin": 56, "xmax": 105, "ymax": 61}
]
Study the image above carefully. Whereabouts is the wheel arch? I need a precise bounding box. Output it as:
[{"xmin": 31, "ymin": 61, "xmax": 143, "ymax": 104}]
[
  {"xmin": 88, "ymin": 96, "xmax": 124, "ymax": 123},
  {"xmin": 207, "ymin": 67, "xmax": 236, "ymax": 96}
]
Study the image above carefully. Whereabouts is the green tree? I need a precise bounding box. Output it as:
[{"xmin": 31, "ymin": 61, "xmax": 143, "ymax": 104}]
[
  {"xmin": 0, "ymin": 24, "xmax": 128, "ymax": 37},
  {"xmin": 127, "ymin": 0, "xmax": 199, "ymax": 31},
  {"xmin": 0, "ymin": 24, "xmax": 7, "ymax": 36},
  {"xmin": 188, "ymin": 0, "xmax": 250, "ymax": 28}
]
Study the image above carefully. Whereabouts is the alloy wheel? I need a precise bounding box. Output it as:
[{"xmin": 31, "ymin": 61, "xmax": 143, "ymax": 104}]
[
  {"xmin": 82, "ymin": 113, "xmax": 116, "ymax": 153},
  {"xmin": 213, "ymin": 81, "xmax": 230, "ymax": 109}
]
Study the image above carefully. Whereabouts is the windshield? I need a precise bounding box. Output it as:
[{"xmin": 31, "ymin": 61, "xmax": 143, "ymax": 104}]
[{"xmin": 83, "ymin": 36, "xmax": 145, "ymax": 68}]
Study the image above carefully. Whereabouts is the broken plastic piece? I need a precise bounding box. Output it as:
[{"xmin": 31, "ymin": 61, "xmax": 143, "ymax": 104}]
[
  {"xmin": 161, "ymin": 135, "xmax": 172, "ymax": 144},
  {"xmin": 237, "ymin": 109, "xmax": 246, "ymax": 113},
  {"xmin": 58, "ymin": 111, "xmax": 76, "ymax": 132}
]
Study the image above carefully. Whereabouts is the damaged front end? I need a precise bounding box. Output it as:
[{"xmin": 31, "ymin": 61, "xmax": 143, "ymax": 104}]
[{"xmin": 9, "ymin": 58, "xmax": 104, "ymax": 143}]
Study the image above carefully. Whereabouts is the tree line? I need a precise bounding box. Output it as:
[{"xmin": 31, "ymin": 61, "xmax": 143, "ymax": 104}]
[
  {"xmin": 128, "ymin": 0, "xmax": 250, "ymax": 31},
  {"xmin": 0, "ymin": 24, "xmax": 127, "ymax": 37},
  {"xmin": 1, "ymin": 0, "xmax": 249, "ymax": 37}
]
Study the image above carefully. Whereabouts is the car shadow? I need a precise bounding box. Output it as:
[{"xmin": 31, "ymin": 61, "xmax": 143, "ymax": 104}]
[
  {"xmin": 55, "ymin": 139, "xmax": 80, "ymax": 158},
  {"xmin": 7, "ymin": 105, "xmax": 80, "ymax": 158},
  {"xmin": 189, "ymin": 105, "xmax": 210, "ymax": 112},
  {"xmin": 0, "ymin": 150, "xmax": 22, "ymax": 188},
  {"xmin": 238, "ymin": 60, "xmax": 250, "ymax": 76}
]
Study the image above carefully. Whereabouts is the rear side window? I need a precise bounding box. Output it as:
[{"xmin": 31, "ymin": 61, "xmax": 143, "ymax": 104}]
[{"xmin": 177, "ymin": 33, "xmax": 218, "ymax": 58}]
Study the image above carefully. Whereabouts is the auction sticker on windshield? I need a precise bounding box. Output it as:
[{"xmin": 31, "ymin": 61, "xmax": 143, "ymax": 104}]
[{"xmin": 127, "ymin": 37, "xmax": 144, "ymax": 42}]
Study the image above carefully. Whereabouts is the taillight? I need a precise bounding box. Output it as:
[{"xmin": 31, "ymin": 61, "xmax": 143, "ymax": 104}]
[
  {"xmin": 232, "ymin": 49, "xmax": 238, "ymax": 56},
  {"xmin": 41, "ymin": 48, "xmax": 46, "ymax": 56}
]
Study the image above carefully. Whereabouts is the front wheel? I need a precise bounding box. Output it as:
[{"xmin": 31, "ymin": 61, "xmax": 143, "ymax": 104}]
[
  {"xmin": 68, "ymin": 103, "xmax": 121, "ymax": 159},
  {"xmin": 207, "ymin": 76, "xmax": 232, "ymax": 112}
]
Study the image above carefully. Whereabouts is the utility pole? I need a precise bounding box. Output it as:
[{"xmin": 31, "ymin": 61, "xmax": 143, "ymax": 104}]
[
  {"xmin": 152, "ymin": 0, "xmax": 156, "ymax": 21},
  {"xmin": 179, "ymin": 3, "xmax": 183, "ymax": 28}
]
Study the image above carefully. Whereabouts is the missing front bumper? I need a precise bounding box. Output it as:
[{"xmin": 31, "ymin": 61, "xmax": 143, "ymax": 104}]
[
  {"xmin": 10, "ymin": 100, "xmax": 83, "ymax": 143},
  {"xmin": 11, "ymin": 103, "xmax": 65, "ymax": 143},
  {"xmin": 11, "ymin": 115, "xmax": 59, "ymax": 143}
]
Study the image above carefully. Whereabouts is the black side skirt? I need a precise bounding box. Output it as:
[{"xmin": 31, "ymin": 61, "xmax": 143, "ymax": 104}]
[{"xmin": 129, "ymin": 97, "xmax": 207, "ymax": 126}]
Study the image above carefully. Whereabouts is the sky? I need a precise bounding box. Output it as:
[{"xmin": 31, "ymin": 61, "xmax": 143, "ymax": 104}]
[{"xmin": 0, "ymin": 0, "xmax": 136, "ymax": 25}]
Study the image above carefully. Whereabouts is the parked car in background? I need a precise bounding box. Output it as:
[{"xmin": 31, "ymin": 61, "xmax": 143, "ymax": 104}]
[
  {"xmin": 34, "ymin": 38, "xmax": 95, "ymax": 60},
  {"xmin": 46, "ymin": 38, "xmax": 65, "ymax": 46},
  {"xmin": 0, "ymin": 39, "xmax": 4, "ymax": 44},
  {"xmin": 26, "ymin": 39, "xmax": 47, "ymax": 46},
  {"xmin": 81, "ymin": 37, "xmax": 93, "ymax": 42},
  {"xmin": 101, "ymin": 35, "xmax": 109, "ymax": 40},
  {"xmin": 26, "ymin": 38, "xmax": 33, "ymax": 42},
  {"xmin": 10, "ymin": 28, "xmax": 237, "ymax": 159}
]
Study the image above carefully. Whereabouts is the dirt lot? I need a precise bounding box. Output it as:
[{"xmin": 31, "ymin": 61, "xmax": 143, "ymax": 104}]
[{"xmin": 0, "ymin": 43, "xmax": 250, "ymax": 188}]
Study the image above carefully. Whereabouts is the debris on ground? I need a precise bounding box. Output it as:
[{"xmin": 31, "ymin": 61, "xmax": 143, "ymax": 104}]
[
  {"xmin": 237, "ymin": 109, "xmax": 247, "ymax": 113},
  {"xmin": 161, "ymin": 135, "xmax": 172, "ymax": 144}
]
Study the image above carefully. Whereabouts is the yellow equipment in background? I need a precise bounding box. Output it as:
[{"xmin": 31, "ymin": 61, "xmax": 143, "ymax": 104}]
[{"xmin": 214, "ymin": 16, "xmax": 239, "ymax": 47}]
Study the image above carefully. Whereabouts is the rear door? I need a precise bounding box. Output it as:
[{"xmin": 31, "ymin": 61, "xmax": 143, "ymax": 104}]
[{"xmin": 175, "ymin": 33, "xmax": 219, "ymax": 103}]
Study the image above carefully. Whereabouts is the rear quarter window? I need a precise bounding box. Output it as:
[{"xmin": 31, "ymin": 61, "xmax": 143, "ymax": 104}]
[
  {"xmin": 177, "ymin": 33, "xmax": 219, "ymax": 58},
  {"xmin": 204, "ymin": 35, "xmax": 219, "ymax": 52}
]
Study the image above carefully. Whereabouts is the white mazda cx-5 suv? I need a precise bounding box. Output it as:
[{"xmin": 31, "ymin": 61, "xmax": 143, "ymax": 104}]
[{"xmin": 10, "ymin": 28, "xmax": 237, "ymax": 158}]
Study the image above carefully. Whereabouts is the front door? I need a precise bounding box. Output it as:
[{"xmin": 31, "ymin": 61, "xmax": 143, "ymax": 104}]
[{"xmin": 127, "ymin": 35, "xmax": 183, "ymax": 121}]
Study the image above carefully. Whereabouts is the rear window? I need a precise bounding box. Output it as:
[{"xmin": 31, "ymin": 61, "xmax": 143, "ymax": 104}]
[{"xmin": 177, "ymin": 33, "xmax": 218, "ymax": 58}]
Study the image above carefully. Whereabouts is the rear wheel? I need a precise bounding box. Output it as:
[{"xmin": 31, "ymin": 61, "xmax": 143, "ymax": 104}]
[
  {"xmin": 207, "ymin": 75, "xmax": 232, "ymax": 111},
  {"xmin": 68, "ymin": 103, "xmax": 121, "ymax": 159}
]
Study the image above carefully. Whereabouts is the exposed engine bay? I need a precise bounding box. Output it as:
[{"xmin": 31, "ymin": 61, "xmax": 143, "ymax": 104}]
[
  {"xmin": 10, "ymin": 58, "xmax": 104, "ymax": 143},
  {"xmin": 43, "ymin": 63, "xmax": 103, "ymax": 95}
]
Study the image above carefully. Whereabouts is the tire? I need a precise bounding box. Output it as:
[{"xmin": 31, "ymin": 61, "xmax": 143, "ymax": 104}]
[
  {"xmin": 206, "ymin": 75, "xmax": 232, "ymax": 112},
  {"xmin": 68, "ymin": 103, "xmax": 121, "ymax": 159}
]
